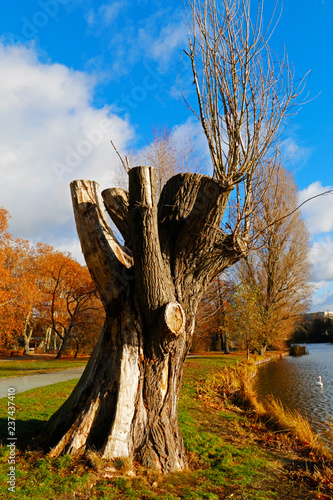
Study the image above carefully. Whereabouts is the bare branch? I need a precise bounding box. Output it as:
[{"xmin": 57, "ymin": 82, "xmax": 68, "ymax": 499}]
[
  {"xmin": 110, "ymin": 140, "xmax": 130, "ymax": 174},
  {"xmin": 183, "ymin": 0, "xmax": 306, "ymax": 197}
]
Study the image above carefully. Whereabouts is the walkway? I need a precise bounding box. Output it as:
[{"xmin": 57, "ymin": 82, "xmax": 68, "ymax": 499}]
[{"xmin": 0, "ymin": 367, "xmax": 85, "ymax": 399}]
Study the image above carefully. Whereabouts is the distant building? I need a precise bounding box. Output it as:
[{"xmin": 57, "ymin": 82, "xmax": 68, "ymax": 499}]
[{"xmin": 305, "ymin": 311, "xmax": 333, "ymax": 321}]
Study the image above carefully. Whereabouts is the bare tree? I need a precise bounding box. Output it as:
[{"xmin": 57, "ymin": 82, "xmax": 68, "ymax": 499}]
[
  {"xmin": 194, "ymin": 276, "xmax": 235, "ymax": 352},
  {"xmin": 39, "ymin": 0, "xmax": 304, "ymax": 474},
  {"xmin": 184, "ymin": 0, "xmax": 305, "ymax": 240},
  {"xmin": 124, "ymin": 126, "xmax": 203, "ymax": 195},
  {"xmin": 232, "ymin": 163, "xmax": 312, "ymax": 353},
  {"xmin": 232, "ymin": 282, "xmax": 263, "ymax": 359}
]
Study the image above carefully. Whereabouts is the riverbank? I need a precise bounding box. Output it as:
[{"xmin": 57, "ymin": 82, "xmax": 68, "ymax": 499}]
[
  {"xmin": 194, "ymin": 354, "xmax": 333, "ymax": 498},
  {"xmin": 254, "ymin": 350, "xmax": 289, "ymax": 366},
  {"xmin": 255, "ymin": 343, "xmax": 333, "ymax": 449},
  {"xmin": 1, "ymin": 353, "xmax": 332, "ymax": 498}
]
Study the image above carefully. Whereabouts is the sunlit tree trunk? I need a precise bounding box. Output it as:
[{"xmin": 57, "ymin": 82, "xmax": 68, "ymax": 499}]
[
  {"xmin": 39, "ymin": 168, "xmax": 245, "ymax": 472},
  {"xmin": 23, "ymin": 313, "xmax": 33, "ymax": 355}
]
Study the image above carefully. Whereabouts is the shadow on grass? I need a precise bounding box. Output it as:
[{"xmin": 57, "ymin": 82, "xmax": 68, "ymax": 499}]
[{"xmin": 0, "ymin": 417, "xmax": 46, "ymax": 449}]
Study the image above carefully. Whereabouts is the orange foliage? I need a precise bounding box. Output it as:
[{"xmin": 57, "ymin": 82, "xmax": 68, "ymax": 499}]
[
  {"xmin": 0, "ymin": 206, "xmax": 104, "ymax": 355},
  {"xmin": 39, "ymin": 248, "xmax": 104, "ymax": 357},
  {"xmin": 193, "ymin": 278, "xmax": 236, "ymax": 352}
]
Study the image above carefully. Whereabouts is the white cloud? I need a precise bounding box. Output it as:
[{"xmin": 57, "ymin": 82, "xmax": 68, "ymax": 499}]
[
  {"xmin": 99, "ymin": 1, "xmax": 127, "ymax": 25},
  {"xmin": 171, "ymin": 116, "xmax": 212, "ymax": 173},
  {"xmin": 52, "ymin": 236, "xmax": 85, "ymax": 265},
  {"xmin": 281, "ymin": 136, "xmax": 312, "ymax": 165},
  {"xmin": 86, "ymin": 1, "xmax": 127, "ymax": 28},
  {"xmin": 309, "ymin": 236, "xmax": 333, "ymax": 282},
  {"xmin": 299, "ymin": 181, "xmax": 333, "ymax": 235},
  {"xmin": 138, "ymin": 18, "xmax": 187, "ymax": 69},
  {"xmin": 85, "ymin": 3, "xmax": 186, "ymax": 75},
  {"xmin": 172, "ymin": 117, "xmax": 208, "ymax": 151},
  {"xmin": 0, "ymin": 42, "xmax": 134, "ymax": 250},
  {"xmin": 309, "ymin": 283, "xmax": 333, "ymax": 313}
]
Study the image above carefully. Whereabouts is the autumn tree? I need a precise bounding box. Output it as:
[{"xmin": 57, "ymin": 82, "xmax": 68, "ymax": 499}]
[
  {"xmin": 11, "ymin": 242, "xmax": 49, "ymax": 355},
  {"xmin": 0, "ymin": 211, "xmax": 38, "ymax": 350},
  {"xmin": 194, "ymin": 277, "xmax": 235, "ymax": 352},
  {"xmin": 232, "ymin": 163, "xmax": 312, "ymax": 353},
  {"xmin": 65, "ymin": 291, "xmax": 104, "ymax": 357},
  {"xmin": 39, "ymin": 0, "xmax": 304, "ymax": 473},
  {"xmin": 40, "ymin": 250, "xmax": 103, "ymax": 358},
  {"xmin": 0, "ymin": 207, "xmax": 16, "ymax": 347},
  {"xmin": 0, "ymin": 214, "xmax": 101, "ymax": 355},
  {"xmin": 232, "ymin": 284, "xmax": 263, "ymax": 358}
]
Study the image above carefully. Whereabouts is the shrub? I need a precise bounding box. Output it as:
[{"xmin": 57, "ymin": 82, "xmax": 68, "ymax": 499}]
[{"xmin": 289, "ymin": 344, "xmax": 308, "ymax": 356}]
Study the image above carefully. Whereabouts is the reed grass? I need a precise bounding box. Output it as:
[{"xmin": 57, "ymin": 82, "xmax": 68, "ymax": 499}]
[
  {"xmin": 196, "ymin": 359, "xmax": 259, "ymax": 407},
  {"xmin": 263, "ymin": 397, "xmax": 327, "ymax": 454},
  {"xmin": 214, "ymin": 361, "xmax": 333, "ymax": 464},
  {"xmin": 196, "ymin": 357, "xmax": 332, "ymax": 462}
]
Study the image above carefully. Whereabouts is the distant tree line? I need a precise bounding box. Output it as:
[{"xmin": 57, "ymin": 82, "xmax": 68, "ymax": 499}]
[{"xmin": 292, "ymin": 314, "xmax": 333, "ymax": 344}]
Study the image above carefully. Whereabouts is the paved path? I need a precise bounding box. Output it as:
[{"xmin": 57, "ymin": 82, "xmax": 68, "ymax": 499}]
[
  {"xmin": 0, "ymin": 353, "xmax": 226, "ymax": 399},
  {"xmin": 0, "ymin": 367, "xmax": 85, "ymax": 399}
]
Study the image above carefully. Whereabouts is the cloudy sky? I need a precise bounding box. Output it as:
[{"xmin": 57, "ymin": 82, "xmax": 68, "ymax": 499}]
[{"xmin": 0, "ymin": 0, "xmax": 332, "ymax": 312}]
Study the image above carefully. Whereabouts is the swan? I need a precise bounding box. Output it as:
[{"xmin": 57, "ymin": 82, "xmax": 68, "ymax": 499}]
[{"xmin": 316, "ymin": 376, "xmax": 323, "ymax": 387}]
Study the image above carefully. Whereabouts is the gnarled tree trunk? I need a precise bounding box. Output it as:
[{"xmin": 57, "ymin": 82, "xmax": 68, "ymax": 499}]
[{"xmin": 39, "ymin": 166, "xmax": 245, "ymax": 473}]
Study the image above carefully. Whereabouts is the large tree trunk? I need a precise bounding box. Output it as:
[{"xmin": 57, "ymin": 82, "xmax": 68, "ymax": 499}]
[{"xmin": 40, "ymin": 167, "xmax": 246, "ymax": 473}]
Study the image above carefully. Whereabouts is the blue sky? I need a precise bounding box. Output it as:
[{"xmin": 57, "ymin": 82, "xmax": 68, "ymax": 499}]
[{"xmin": 0, "ymin": 0, "xmax": 332, "ymax": 311}]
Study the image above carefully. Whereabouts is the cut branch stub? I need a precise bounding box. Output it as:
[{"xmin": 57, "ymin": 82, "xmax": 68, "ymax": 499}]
[
  {"xmin": 70, "ymin": 180, "xmax": 133, "ymax": 307},
  {"xmin": 163, "ymin": 302, "xmax": 185, "ymax": 337},
  {"xmin": 102, "ymin": 188, "xmax": 131, "ymax": 246}
]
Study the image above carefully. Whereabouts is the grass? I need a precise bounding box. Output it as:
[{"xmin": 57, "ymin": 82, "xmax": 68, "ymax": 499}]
[
  {"xmin": 0, "ymin": 359, "xmax": 87, "ymax": 379},
  {"xmin": 0, "ymin": 379, "xmax": 79, "ymax": 445},
  {"xmin": 0, "ymin": 353, "xmax": 332, "ymax": 499},
  {"xmin": 262, "ymin": 397, "xmax": 328, "ymax": 455}
]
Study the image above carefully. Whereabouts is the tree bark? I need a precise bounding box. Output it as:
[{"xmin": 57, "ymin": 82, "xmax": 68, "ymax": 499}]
[
  {"xmin": 55, "ymin": 330, "xmax": 69, "ymax": 359},
  {"xmin": 23, "ymin": 313, "xmax": 33, "ymax": 355},
  {"xmin": 39, "ymin": 167, "xmax": 245, "ymax": 473}
]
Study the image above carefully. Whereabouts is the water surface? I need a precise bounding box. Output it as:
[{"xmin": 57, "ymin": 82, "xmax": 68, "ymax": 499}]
[{"xmin": 255, "ymin": 343, "xmax": 333, "ymax": 438}]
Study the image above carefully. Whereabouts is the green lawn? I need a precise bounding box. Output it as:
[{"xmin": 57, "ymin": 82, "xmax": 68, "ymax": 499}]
[
  {"xmin": 0, "ymin": 359, "xmax": 88, "ymax": 379},
  {"xmin": 0, "ymin": 354, "xmax": 318, "ymax": 499}
]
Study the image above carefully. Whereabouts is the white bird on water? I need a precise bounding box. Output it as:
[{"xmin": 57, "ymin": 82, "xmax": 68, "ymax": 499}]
[{"xmin": 316, "ymin": 376, "xmax": 323, "ymax": 387}]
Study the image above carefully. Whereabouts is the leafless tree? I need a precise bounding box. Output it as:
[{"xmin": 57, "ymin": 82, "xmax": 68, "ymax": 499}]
[
  {"xmin": 141, "ymin": 126, "xmax": 202, "ymax": 193},
  {"xmin": 117, "ymin": 125, "xmax": 203, "ymax": 195},
  {"xmin": 194, "ymin": 276, "xmax": 235, "ymax": 352},
  {"xmin": 184, "ymin": 0, "xmax": 306, "ymax": 242},
  {"xmin": 232, "ymin": 162, "xmax": 313, "ymax": 353}
]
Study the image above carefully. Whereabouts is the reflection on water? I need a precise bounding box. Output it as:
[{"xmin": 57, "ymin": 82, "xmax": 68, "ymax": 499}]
[{"xmin": 255, "ymin": 343, "xmax": 333, "ymax": 438}]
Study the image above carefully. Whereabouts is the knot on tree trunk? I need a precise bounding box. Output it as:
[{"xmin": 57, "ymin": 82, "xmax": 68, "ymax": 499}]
[
  {"xmin": 163, "ymin": 302, "xmax": 185, "ymax": 337},
  {"xmin": 232, "ymin": 234, "xmax": 248, "ymax": 255}
]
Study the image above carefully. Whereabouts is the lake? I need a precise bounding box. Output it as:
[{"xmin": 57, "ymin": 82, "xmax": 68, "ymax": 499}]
[{"xmin": 255, "ymin": 343, "xmax": 333, "ymax": 440}]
